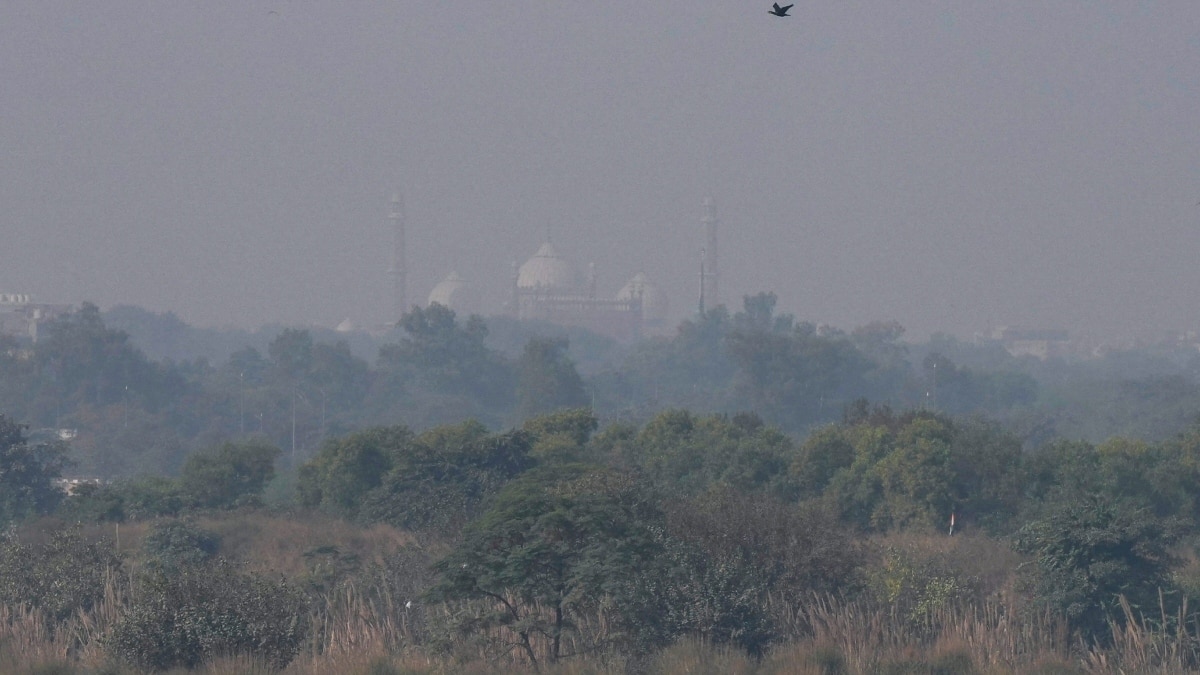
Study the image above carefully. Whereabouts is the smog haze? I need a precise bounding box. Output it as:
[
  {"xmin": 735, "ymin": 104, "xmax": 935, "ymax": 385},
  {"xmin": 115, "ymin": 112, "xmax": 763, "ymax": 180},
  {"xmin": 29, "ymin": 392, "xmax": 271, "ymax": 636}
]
[{"xmin": 3, "ymin": 2, "xmax": 1199, "ymax": 341}]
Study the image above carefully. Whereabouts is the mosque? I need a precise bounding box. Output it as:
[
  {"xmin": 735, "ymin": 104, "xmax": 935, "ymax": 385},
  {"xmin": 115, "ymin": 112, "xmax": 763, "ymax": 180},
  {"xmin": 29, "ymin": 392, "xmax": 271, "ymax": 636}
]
[
  {"xmin": 0, "ymin": 293, "xmax": 71, "ymax": 343},
  {"xmin": 381, "ymin": 194, "xmax": 720, "ymax": 343}
]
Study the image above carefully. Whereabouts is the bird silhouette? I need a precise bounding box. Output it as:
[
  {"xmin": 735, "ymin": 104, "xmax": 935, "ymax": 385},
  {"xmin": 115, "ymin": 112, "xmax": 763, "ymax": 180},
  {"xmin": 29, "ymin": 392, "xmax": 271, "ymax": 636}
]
[{"xmin": 769, "ymin": 3, "xmax": 793, "ymax": 17}]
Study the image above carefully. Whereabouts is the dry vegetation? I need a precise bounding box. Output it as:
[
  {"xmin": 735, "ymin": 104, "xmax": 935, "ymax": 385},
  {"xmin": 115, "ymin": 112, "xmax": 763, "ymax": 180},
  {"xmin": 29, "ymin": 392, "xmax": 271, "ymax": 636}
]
[{"xmin": 2, "ymin": 519, "xmax": 1199, "ymax": 674}]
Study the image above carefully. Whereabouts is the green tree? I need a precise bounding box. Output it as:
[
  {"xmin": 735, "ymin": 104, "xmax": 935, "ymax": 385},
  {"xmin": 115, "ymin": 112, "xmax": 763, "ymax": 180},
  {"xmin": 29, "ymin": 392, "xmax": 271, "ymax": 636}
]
[
  {"xmin": 107, "ymin": 559, "xmax": 308, "ymax": 671},
  {"xmin": 623, "ymin": 409, "xmax": 796, "ymax": 497},
  {"xmin": 871, "ymin": 416, "xmax": 955, "ymax": 530},
  {"xmin": 428, "ymin": 467, "xmax": 662, "ymax": 666},
  {"xmin": 725, "ymin": 298, "xmax": 873, "ymax": 432},
  {"xmin": 623, "ymin": 305, "xmax": 737, "ymax": 411},
  {"xmin": 522, "ymin": 407, "xmax": 598, "ymax": 464},
  {"xmin": 357, "ymin": 423, "xmax": 535, "ymax": 532},
  {"xmin": 0, "ymin": 415, "xmax": 70, "ymax": 523},
  {"xmin": 297, "ymin": 425, "xmax": 415, "ymax": 519},
  {"xmin": 33, "ymin": 302, "xmax": 172, "ymax": 418},
  {"xmin": 267, "ymin": 328, "xmax": 314, "ymax": 383},
  {"xmin": 516, "ymin": 337, "xmax": 588, "ymax": 420},
  {"xmin": 141, "ymin": 519, "xmax": 220, "ymax": 571},
  {"xmin": 379, "ymin": 304, "xmax": 513, "ymax": 403},
  {"xmin": 1016, "ymin": 493, "xmax": 1179, "ymax": 641},
  {"xmin": 0, "ymin": 525, "xmax": 123, "ymax": 625},
  {"xmin": 179, "ymin": 439, "xmax": 281, "ymax": 509}
]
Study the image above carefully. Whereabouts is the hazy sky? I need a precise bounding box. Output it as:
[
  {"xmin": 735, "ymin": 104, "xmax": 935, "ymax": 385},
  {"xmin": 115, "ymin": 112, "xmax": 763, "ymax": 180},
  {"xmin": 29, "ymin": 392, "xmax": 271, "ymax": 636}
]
[{"xmin": 3, "ymin": 2, "xmax": 1199, "ymax": 341}]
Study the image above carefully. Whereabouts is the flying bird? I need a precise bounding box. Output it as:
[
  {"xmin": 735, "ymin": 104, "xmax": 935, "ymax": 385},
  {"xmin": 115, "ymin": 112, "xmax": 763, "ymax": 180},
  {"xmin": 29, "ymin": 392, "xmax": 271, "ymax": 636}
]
[{"xmin": 769, "ymin": 3, "xmax": 793, "ymax": 17}]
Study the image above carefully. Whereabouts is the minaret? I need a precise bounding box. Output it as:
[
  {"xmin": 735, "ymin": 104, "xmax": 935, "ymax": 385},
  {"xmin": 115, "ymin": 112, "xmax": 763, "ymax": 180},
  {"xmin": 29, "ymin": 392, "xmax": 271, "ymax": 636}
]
[
  {"xmin": 388, "ymin": 191, "xmax": 406, "ymax": 322},
  {"xmin": 700, "ymin": 196, "xmax": 719, "ymax": 308}
]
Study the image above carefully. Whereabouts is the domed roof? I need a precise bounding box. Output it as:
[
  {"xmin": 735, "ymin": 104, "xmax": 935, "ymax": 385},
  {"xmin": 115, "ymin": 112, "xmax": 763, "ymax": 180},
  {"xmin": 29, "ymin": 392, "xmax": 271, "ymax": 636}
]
[
  {"xmin": 335, "ymin": 318, "xmax": 357, "ymax": 333},
  {"xmin": 617, "ymin": 272, "xmax": 669, "ymax": 323},
  {"xmin": 517, "ymin": 242, "xmax": 578, "ymax": 291},
  {"xmin": 428, "ymin": 271, "xmax": 479, "ymax": 314}
]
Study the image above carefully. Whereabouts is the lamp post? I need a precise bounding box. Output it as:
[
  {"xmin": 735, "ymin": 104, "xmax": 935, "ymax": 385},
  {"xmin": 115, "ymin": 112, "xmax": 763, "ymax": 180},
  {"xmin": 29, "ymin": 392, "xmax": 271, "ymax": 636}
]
[
  {"xmin": 239, "ymin": 372, "xmax": 245, "ymax": 435},
  {"xmin": 291, "ymin": 387, "xmax": 298, "ymax": 467}
]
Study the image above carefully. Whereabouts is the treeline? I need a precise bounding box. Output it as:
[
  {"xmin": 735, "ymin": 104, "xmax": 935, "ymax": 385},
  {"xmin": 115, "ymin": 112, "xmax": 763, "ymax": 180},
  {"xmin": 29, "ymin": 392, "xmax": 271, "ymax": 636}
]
[
  {"xmin": 0, "ymin": 295, "xmax": 1033, "ymax": 479},
  {"xmin": 6, "ymin": 293, "xmax": 1200, "ymax": 482},
  {"xmin": 3, "ymin": 402, "xmax": 1200, "ymax": 671}
]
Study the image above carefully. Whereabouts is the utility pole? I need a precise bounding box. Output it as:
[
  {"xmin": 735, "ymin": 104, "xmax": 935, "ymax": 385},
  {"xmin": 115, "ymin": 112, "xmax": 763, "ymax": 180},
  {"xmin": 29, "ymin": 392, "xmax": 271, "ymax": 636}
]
[{"xmin": 388, "ymin": 191, "xmax": 407, "ymax": 324}]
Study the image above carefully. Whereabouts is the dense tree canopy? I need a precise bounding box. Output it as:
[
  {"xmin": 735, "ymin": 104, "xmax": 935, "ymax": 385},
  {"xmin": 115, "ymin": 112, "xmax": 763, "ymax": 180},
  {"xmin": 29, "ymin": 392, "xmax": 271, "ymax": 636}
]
[{"xmin": 0, "ymin": 415, "xmax": 70, "ymax": 523}]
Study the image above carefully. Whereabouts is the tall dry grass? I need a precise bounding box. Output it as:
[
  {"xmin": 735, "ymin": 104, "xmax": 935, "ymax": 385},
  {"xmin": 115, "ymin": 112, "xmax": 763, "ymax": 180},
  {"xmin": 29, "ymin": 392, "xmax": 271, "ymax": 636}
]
[
  {"xmin": 768, "ymin": 592, "xmax": 1070, "ymax": 674},
  {"xmin": 6, "ymin": 517, "xmax": 1200, "ymax": 674},
  {"xmin": 1085, "ymin": 593, "xmax": 1200, "ymax": 673},
  {"xmin": 0, "ymin": 565, "xmax": 127, "ymax": 672}
]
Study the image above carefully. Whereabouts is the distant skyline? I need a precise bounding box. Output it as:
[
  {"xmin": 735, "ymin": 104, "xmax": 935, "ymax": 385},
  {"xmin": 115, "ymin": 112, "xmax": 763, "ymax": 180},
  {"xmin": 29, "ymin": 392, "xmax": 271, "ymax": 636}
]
[{"xmin": 2, "ymin": 2, "xmax": 1199, "ymax": 341}]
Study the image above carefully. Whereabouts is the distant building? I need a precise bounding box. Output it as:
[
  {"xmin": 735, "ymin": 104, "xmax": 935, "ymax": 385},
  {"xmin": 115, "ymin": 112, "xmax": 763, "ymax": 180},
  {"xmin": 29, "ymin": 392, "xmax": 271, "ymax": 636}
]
[
  {"xmin": 0, "ymin": 293, "xmax": 71, "ymax": 343},
  {"xmin": 403, "ymin": 195, "xmax": 729, "ymax": 341},
  {"xmin": 427, "ymin": 271, "xmax": 481, "ymax": 317},
  {"xmin": 409, "ymin": 197, "xmax": 732, "ymax": 342},
  {"xmin": 490, "ymin": 241, "xmax": 667, "ymax": 342},
  {"xmin": 987, "ymin": 326, "xmax": 1070, "ymax": 359}
]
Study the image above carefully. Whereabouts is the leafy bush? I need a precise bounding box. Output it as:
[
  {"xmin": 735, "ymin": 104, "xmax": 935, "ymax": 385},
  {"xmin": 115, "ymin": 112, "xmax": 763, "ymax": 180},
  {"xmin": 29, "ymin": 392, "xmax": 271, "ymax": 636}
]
[
  {"xmin": 179, "ymin": 439, "xmax": 281, "ymax": 510},
  {"xmin": 866, "ymin": 544, "xmax": 979, "ymax": 631},
  {"xmin": 56, "ymin": 475, "xmax": 185, "ymax": 522},
  {"xmin": 428, "ymin": 466, "xmax": 663, "ymax": 666},
  {"xmin": 106, "ymin": 559, "xmax": 308, "ymax": 671},
  {"xmin": 1016, "ymin": 493, "xmax": 1179, "ymax": 641},
  {"xmin": 357, "ymin": 426, "xmax": 535, "ymax": 533},
  {"xmin": 622, "ymin": 531, "xmax": 776, "ymax": 656},
  {"xmin": 0, "ymin": 525, "xmax": 122, "ymax": 624},
  {"xmin": 0, "ymin": 415, "xmax": 70, "ymax": 524},
  {"xmin": 140, "ymin": 518, "xmax": 220, "ymax": 570}
]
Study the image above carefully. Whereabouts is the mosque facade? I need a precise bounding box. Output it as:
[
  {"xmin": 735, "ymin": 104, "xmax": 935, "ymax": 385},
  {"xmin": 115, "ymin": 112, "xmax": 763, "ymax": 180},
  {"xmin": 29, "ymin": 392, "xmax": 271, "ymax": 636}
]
[
  {"xmin": 417, "ymin": 197, "xmax": 720, "ymax": 343},
  {"xmin": 425, "ymin": 241, "xmax": 669, "ymax": 343},
  {"xmin": 0, "ymin": 294, "xmax": 71, "ymax": 343}
]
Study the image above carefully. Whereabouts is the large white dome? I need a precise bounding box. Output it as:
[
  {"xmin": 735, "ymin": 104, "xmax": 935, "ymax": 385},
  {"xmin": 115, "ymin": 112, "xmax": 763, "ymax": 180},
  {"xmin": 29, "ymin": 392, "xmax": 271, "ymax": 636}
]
[
  {"xmin": 428, "ymin": 271, "xmax": 479, "ymax": 314},
  {"xmin": 617, "ymin": 272, "xmax": 669, "ymax": 323},
  {"xmin": 517, "ymin": 242, "xmax": 578, "ymax": 291}
]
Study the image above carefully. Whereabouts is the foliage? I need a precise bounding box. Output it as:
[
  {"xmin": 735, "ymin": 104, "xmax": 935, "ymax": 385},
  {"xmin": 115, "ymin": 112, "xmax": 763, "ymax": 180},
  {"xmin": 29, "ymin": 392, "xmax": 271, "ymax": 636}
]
[
  {"xmin": 33, "ymin": 303, "xmax": 172, "ymax": 415},
  {"xmin": 665, "ymin": 488, "xmax": 862, "ymax": 600},
  {"xmin": 866, "ymin": 544, "xmax": 980, "ymax": 631},
  {"xmin": 378, "ymin": 304, "xmax": 514, "ymax": 405},
  {"xmin": 0, "ymin": 525, "xmax": 122, "ymax": 625},
  {"xmin": 297, "ymin": 425, "xmax": 415, "ymax": 519},
  {"xmin": 522, "ymin": 407, "xmax": 598, "ymax": 464},
  {"xmin": 351, "ymin": 422, "xmax": 536, "ymax": 533},
  {"xmin": 622, "ymin": 305, "xmax": 736, "ymax": 411},
  {"xmin": 622, "ymin": 409, "xmax": 797, "ymax": 498},
  {"xmin": 726, "ymin": 298, "xmax": 874, "ymax": 432},
  {"xmin": 428, "ymin": 466, "xmax": 663, "ymax": 665},
  {"xmin": 802, "ymin": 408, "xmax": 1023, "ymax": 533},
  {"xmin": 1016, "ymin": 493, "xmax": 1180, "ymax": 641},
  {"xmin": 622, "ymin": 530, "xmax": 776, "ymax": 656},
  {"xmin": 105, "ymin": 559, "xmax": 309, "ymax": 671},
  {"xmin": 141, "ymin": 518, "xmax": 220, "ymax": 570},
  {"xmin": 59, "ymin": 474, "xmax": 187, "ymax": 522},
  {"xmin": 0, "ymin": 415, "xmax": 70, "ymax": 524},
  {"xmin": 922, "ymin": 352, "xmax": 1038, "ymax": 415},
  {"xmin": 516, "ymin": 337, "xmax": 589, "ymax": 420},
  {"xmin": 622, "ymin": 489, "xmax": 862, "ymax": 656},
  {"xmin": 179, "ymin": 439, "xmax": 281, "ymax": 509}
]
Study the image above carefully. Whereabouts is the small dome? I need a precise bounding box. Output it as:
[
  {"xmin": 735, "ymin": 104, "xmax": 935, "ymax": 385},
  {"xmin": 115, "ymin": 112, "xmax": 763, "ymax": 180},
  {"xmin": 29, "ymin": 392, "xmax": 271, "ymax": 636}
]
[
  {"xmin": 617, "ymin": 272, "xmax": 669, "ymax": 323},
  {"xmin": 335, "ymin": 318, "xmax": 357, "ymax": 333},
  {"xmin": 517, "ymin": 242, "xmax": 578, "ymax": 291},
  {"xmin": 428, "ymin": 271, "xmax": 479, "ymax": 314}
]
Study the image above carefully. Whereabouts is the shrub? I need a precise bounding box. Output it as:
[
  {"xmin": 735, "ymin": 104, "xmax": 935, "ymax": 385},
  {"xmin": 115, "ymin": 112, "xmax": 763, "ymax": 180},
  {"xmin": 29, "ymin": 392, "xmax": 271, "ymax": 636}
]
[
  {"xmin": 179, "ymin": 439, "xmax": 281, "ymax": 510},
  {"xmin": 106, "ymin": 559, "xmax": 308, "ymax": 671},
  {"xmin": 140, "ymin": 519, "xmax": 220, "ymax": 570},
  {"xmin": 0, "ymin": 525, "xmax": 122, "ymax": 625},
  {"xmin": 1016, "ymin": 493, "xmax": 1179, "ymax": 641}
]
